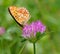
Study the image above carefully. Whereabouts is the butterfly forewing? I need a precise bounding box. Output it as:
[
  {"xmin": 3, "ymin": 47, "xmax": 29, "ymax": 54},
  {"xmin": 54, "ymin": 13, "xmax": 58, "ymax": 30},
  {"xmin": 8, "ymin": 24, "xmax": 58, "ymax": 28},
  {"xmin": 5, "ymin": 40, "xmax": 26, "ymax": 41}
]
[{"xmin": 8, "ymin": 6, "xmax": 30, "ymax": 27}]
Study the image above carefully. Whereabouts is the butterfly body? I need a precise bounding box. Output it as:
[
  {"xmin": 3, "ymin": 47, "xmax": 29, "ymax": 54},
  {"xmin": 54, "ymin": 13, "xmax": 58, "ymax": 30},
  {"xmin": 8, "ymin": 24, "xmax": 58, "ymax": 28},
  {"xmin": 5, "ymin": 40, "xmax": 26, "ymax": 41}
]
[{"xmin": 8, "ymin": 6, "xmax": 30, "ymax": 27}]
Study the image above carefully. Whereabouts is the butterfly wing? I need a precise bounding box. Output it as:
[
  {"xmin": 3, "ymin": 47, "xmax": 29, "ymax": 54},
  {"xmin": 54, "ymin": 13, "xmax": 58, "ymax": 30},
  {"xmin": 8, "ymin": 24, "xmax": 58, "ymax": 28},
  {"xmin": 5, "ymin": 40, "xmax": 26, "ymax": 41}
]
[{"xmin": 8, "ymin": 6, "xmax": 30, "ymax": 27}]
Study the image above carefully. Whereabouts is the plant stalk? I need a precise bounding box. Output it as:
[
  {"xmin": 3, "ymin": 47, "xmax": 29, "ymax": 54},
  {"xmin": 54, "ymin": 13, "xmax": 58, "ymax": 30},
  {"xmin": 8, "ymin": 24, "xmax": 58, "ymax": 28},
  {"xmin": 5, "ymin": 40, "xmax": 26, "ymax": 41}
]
[{"xmin": 33, "ymin": 43, "xmax": 36, "ymax": 54}]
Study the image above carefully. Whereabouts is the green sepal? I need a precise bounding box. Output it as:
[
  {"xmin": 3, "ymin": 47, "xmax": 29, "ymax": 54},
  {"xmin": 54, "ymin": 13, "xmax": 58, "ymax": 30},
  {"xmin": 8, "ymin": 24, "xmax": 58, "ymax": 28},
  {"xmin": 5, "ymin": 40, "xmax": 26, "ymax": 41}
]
[{"xmin": 36, "ymin": 32, "xmax": 46, "ymax": 41}]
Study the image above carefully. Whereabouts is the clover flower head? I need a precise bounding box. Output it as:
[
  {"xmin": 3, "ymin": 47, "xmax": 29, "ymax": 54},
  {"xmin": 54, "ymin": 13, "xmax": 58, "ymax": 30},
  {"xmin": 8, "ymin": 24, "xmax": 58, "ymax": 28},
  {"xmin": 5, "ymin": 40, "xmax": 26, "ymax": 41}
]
[
  {"xmin": 0, "ymin": 27, "xmax": 5, "ymax": 35},
  {"xmin": 22, "ymin": 21, "xmax": 46, "ymax": 39}
]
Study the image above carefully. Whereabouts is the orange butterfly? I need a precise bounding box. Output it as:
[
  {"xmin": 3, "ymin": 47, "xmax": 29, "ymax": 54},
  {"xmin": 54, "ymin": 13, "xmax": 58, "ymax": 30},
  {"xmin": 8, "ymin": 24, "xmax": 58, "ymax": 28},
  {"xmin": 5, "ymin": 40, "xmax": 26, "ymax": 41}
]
[{"xmin": 8, "ymin": 6, "xmax": 30, "ymax": 27}]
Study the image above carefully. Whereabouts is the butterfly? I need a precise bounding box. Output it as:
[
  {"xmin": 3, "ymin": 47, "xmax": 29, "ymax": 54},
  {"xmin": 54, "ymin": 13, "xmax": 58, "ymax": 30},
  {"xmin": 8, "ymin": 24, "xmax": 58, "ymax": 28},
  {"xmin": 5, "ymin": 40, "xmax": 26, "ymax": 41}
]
[{"xmin": 8, "ymin": 6, "xmax": 30, "ymax": 27}]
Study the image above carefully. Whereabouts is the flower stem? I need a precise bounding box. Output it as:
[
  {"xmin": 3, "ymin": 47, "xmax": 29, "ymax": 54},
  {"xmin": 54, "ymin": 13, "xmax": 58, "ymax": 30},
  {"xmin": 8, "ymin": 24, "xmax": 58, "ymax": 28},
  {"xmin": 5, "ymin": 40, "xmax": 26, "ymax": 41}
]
[{"xmin": 33, "ymin": 43, "xmax": 36, "ymax": 54}]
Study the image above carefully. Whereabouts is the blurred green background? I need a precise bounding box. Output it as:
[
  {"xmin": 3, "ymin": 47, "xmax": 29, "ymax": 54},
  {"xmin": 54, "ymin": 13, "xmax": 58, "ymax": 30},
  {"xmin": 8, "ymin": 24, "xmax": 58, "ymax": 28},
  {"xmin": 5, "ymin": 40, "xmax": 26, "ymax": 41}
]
[{"xmin": 0, "ymin": 0, "xmax": 60, "ymax": 54}]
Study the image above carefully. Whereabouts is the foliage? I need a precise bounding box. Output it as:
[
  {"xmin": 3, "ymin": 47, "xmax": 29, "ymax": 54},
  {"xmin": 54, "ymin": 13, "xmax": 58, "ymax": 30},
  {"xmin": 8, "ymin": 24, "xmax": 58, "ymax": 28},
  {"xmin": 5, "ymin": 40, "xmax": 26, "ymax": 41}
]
[{"xmin": 0, "ymin": 0, "xmax": 60, "ymax": 54}]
